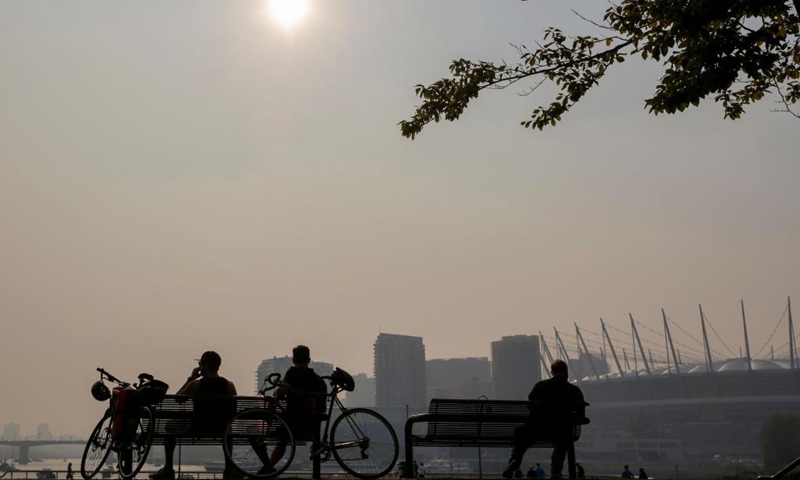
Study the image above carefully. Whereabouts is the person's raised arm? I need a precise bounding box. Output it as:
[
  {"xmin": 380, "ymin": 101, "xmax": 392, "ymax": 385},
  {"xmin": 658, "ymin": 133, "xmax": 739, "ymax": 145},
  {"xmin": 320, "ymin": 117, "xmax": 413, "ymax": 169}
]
[{"xmin": 177, "ymin": 366, "xmax": 202, "ymax": 395}]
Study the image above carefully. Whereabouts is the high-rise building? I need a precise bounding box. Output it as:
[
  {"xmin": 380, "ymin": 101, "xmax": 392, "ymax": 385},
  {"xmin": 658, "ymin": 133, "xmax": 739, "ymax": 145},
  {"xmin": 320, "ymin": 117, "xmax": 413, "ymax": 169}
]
[
  {"xmin": 374, "ymin": 333, "xmax": 427, "ymax": 408},
  {"xmin": 343, "ymin": 372, "xmax": 376, "ymax": 407},
  {"xmin": 255, "ymin": 356, "xmax": 334, "ymax": 393},
  {"xmin": 2, "ymin": 423, "xmax": 20, "ymax": 441},
  {"xmin": 491, "ymin": 335, "xmax": 541, "ymax": 400}
]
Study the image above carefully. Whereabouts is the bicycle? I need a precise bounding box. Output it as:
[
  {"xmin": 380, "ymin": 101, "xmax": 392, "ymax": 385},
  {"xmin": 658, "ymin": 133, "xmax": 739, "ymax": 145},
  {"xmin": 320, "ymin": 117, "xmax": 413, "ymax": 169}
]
[
  {"xmin": 81, "ymin": 368, "xmax": 168, "ymax": 480},
  {"xmin": 224, "ymin": 368, "xmax": 398, "ymax": 480}
]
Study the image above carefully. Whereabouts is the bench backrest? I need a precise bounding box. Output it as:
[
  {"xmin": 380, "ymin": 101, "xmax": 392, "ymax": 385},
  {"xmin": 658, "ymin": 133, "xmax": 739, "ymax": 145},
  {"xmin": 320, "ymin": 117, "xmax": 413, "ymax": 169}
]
[
  {"xmin": 148, "ymin": 395, "xmax": 273, "ymax": 438},
  {"xmin": 425, "ymin": 398, "xmax": 582, "ymax": 442}
]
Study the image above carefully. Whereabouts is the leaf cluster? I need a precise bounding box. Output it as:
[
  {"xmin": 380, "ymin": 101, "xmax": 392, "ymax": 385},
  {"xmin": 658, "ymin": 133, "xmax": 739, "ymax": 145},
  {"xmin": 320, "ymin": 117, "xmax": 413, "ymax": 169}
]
[{"xmin": 399, "ymin": 0, "xmax": 800, "ymax": 138}]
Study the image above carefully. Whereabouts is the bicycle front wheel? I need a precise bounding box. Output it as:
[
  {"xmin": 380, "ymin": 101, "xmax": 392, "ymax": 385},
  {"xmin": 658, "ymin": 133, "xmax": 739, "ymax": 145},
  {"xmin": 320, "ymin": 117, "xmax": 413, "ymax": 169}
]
[
  {"xmin": 118, "ymin": 406, "xmax": 154, "ymax": 480},
  {"xmin": 81, "ymin": 410, "xmax": 114, "ymax": 479},
  {"xmin": 224, "ymin": 408, "xmax": 296, "ymax": 479},
  {"xmin": 331, "ymin": 408, "xmax": 398, "ymax": 479}
]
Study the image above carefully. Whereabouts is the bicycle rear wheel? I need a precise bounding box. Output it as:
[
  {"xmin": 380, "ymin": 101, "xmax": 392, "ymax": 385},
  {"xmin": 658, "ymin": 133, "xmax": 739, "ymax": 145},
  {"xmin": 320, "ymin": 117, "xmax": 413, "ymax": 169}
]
[
  {"xmin": 224, "ymin": 408, "xmax": 296, "ymax": 479},
  {"xmin": 118, "ymin": 406, "xmax": 154, "ymax": 480},
  {"xmin": 81, "ymin": 410, "xmax": 113, "ymax": 479},
  {"xmin": 330, "ymin": 408, "xmax": 398, "ymax": 479}
]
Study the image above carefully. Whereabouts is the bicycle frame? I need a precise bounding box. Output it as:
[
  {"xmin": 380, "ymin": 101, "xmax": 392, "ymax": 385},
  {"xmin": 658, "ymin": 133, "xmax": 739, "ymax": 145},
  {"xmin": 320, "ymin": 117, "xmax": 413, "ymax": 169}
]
[
  {"xmin": 314, "ymin": 386, "xmax": 367, "ymax": 459},
  {"xmin": 258, "ymin": 377, "xmax": 365, "ymax": 461},
  {"xmin": 228, "ymin": 370, "xmax": 398, "ymax": 480}
]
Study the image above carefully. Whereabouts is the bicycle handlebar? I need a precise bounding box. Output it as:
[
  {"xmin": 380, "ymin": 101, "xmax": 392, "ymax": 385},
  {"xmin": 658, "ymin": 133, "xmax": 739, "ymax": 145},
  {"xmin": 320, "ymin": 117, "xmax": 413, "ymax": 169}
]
[
  {"xmin": 96, "ymin": 367, "xmax": 129, "ymax": 387},
  {"xmin": 257, "ymin": 372, "xmax": 344, "ymax": 397},
  {"xmin": 253, "ymin": 373, "xmax": 280, "ymax": 396}
]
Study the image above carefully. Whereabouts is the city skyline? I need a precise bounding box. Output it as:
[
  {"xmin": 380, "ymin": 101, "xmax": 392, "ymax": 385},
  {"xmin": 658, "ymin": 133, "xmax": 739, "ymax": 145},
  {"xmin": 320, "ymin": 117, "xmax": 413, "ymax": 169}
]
[{"xmin": 2, "ymin": 0, "xmax": 798, "ymax": 436}]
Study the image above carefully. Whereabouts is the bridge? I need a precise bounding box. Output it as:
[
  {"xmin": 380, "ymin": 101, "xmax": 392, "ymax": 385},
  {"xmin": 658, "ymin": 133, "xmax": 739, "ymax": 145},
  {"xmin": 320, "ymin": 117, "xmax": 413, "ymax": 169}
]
[{"xmin": 0, "ymin": 440, "xmax": 85, "ymax": 464}]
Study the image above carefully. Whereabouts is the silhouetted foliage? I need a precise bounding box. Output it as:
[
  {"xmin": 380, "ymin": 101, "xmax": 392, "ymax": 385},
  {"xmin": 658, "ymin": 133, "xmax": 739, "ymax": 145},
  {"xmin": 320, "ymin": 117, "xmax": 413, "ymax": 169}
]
[
  {"xmin": 761, "ymin": 412, "xmax": 800, "ymax": 471},
  {"xmin": 400, "ymin": 0, "xmax": 800, "ymax": 138}
]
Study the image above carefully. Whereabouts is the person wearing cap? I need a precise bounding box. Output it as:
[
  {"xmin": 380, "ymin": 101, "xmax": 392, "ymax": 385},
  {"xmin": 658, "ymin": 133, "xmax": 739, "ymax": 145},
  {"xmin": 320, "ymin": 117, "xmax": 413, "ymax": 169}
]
[{"xmin": 150, "ymin": 351, "xmax": 238, "ymax": 480}]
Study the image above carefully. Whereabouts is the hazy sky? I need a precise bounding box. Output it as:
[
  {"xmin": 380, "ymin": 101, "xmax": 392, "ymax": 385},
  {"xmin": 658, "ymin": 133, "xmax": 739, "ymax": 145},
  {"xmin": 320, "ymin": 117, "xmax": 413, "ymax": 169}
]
[{"xmin": 1, "ymin": 1, "xmax": 798, "ymax": 436}]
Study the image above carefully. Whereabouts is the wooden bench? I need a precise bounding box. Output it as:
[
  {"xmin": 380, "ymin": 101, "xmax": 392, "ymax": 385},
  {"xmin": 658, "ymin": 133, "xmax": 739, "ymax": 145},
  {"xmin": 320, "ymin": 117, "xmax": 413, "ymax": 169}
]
[
  {"xmin": 403, "ymin": 398, "xmax": 588, "ymax": 479},
  {"xmin": 144, "ymin": 395, "xmax": 324, "ymax": 478},
  {"xmin": 148, "ymin": 395, "xmax": 269, "ymax": 445}
]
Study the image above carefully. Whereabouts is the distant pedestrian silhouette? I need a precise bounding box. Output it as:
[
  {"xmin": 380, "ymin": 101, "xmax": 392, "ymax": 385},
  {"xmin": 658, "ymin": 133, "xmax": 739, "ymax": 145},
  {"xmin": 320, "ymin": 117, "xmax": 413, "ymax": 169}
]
[
  {"xmin": 621, "ymin": 465, "xmax": 634, "ymax": 478},
  {"xmin": 638, "ymin": 468, "xmax": 648, "ymax": 480}
]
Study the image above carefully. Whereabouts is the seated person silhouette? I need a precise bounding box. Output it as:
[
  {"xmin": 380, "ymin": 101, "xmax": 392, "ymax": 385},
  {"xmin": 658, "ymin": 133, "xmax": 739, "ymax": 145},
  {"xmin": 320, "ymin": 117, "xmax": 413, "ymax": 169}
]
[
  {"xmin": 150, "ymin": 351, "xmax": 238, "ymax": 480},
  {"xmin": 503, "ymin": 360, "xmax": 587, "ymax": 479},
  {"xmin": 252, "ymin": 345, "xmax": 327, "ymax": 475}
]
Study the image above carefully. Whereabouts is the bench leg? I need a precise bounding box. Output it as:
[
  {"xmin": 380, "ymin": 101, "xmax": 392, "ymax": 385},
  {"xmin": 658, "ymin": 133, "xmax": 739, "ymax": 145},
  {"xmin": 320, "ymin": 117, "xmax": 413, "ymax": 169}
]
[
  {"xmin": 312, "ymin": 453, "xmax": 321, "ymax": 480},
  {"xmin": 311, "ymin": 427, "xmax": 322, "ymax": 480},
  {"xmin": 403, "ymin": 446, "xmax": 414, "ymax": 479},
  {"xmin": 567, "ymin": 442, "xmax": 576, "ymax": 480},
  {"xmin": 403, "ymin": 422, "xmax": 414, "ymax": 478}
]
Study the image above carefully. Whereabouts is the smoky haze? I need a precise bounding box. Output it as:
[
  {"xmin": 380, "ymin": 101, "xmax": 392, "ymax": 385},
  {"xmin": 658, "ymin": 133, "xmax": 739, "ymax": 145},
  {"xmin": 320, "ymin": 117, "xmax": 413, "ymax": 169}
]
[{"xmin": 1, "ymin": 0, "xmax": 798, "ymax": 437}]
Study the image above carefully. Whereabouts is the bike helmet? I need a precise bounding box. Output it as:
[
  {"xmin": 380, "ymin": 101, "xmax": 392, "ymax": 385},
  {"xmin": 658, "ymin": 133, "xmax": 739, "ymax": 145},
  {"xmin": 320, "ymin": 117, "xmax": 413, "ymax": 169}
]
[
  {"xmin": 330, "ymin": 367, "xmax": 355, "ymax": 392},
  {"xmin": 138, "ymin": 379, "xmax": 169, "ymax": 406},
  {"xmin": 91, "ymin": 381, "xmax": 111, "ymax": 401}
]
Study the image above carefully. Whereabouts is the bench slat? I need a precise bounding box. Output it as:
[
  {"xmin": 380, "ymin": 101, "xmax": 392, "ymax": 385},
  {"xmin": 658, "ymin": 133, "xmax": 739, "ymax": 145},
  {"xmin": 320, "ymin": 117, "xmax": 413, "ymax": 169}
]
[{"xmin": 144, "ymin": 394, "xmax": 297, "ymax": 446}]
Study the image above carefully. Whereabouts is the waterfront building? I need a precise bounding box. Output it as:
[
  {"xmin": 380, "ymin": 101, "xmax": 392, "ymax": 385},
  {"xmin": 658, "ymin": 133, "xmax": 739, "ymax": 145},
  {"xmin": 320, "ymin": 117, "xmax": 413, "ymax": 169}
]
[
  {"xmin": 491, "ymin": 335, "xmax": 541, "ymax": 400},
  {"xmin": 374, "ymin": 333, "xmax": 427, "ymax": 408},
  {"xmin": 546, "ymin": 299, "xmax": 800, "ymax": 460},
  {"xmin": 2, "ymin": 423, "xmax": 20, "ymax": 441},
  {"xmin": 35, "ymin": 424, "xmax": 51, "ymax": 440}
]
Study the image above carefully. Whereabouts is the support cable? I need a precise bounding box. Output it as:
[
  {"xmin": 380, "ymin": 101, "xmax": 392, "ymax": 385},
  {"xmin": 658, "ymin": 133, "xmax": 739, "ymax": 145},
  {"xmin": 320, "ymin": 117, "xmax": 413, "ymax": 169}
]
[
  {"xmin": 753, "ymin": 305, "xmax": 788, "ymax": 359},
  {"xmin": 702, "ymin": 312, "xmax": 738, "ymax": 358}
]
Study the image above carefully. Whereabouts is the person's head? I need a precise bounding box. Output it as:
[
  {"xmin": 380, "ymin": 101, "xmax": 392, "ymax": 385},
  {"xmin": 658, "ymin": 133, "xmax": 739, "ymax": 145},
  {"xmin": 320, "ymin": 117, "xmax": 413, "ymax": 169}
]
[
  {"xmin": 624, "ymin": 466, "xmax": 629, "ymax": 470},
  {"xmin": 292, "ymin": 345, "xmax": 311, "ymax": 366},
  {"xmin": 198, "ymin": 351, "xmax": 222, "ymax": 374},
  {"xmin": 536, "ymin": 464, "xmax": 540, "ymax": 467},
  {"xmin": 551, "ymin": 359, "xmax": 569, "ymax": 378}
]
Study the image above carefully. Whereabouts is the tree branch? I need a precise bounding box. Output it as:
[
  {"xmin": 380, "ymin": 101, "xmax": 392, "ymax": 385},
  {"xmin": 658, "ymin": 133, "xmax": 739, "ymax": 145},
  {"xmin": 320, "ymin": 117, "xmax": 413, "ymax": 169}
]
[
  {"xmin": 771, "ymin": 80, "xmax": 800, "ymax": 118},
  {"xmin": 467, "ymin": 40, "xmax": 633, "ymax": 94}
]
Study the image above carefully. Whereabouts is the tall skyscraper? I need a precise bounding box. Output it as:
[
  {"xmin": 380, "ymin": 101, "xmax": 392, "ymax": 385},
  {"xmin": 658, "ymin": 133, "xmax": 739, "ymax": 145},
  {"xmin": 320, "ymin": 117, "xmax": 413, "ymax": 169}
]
[
  {"xmin": 491, "ymin": 335, "xmax": 541, "ymax": 400},
  {"xmin": 374, "ymin": 333, "xmax": 427, "ymax": 408},
  {"xmin": 255, "ymin": 356, "xmax": 334, "ymax": 393}
]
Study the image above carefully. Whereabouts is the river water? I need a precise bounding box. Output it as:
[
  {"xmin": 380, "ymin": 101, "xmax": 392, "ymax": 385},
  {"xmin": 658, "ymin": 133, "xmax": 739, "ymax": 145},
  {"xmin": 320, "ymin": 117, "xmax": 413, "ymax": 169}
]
[{"xmin": 2, "ymin": 458, "xmax": 208, "ymax": 476}]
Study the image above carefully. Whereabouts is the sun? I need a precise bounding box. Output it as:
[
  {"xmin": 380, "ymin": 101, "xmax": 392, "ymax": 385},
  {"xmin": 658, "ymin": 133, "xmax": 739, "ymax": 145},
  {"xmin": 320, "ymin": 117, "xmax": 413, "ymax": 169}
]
[{"xmin": 267, "ymin": 0, "xmax": 311, "ymax": 30}]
